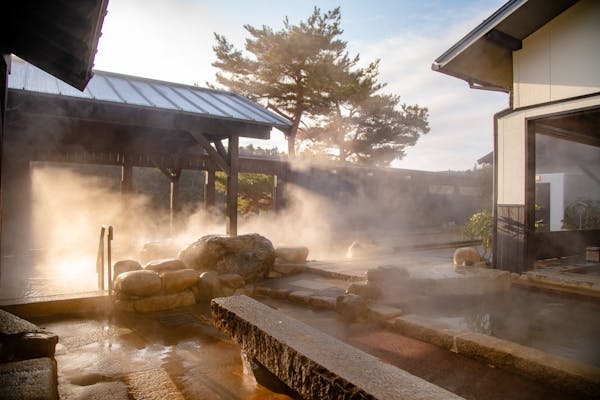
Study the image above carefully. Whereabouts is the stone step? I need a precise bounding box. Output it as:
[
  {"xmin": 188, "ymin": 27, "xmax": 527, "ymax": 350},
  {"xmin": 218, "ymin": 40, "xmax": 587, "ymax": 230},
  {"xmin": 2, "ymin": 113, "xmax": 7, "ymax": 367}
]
[
  {"xmin": 0, "ymin": 357, "xmax": 58, "ymax": 400},
  {"xmin": 212, "ymin": 295, "xmax": 464, "ymax": 400}
]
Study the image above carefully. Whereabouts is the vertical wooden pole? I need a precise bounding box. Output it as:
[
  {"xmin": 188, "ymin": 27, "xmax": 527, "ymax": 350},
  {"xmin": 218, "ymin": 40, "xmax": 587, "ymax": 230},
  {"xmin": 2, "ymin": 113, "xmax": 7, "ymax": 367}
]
[
  {"xmin": 226, "ymin": 135, "xmax": 239, "ymax": 236},
  {"xmin": 121, "ymin": 154, "xmax": 133, "ymax": 195},
  {"xmin": 272, "ymin": 175, "xmax": 278, "ymax": 211},
  {"xmin": 169, "ymin": 169, "xmax": 181, "ymax": 234},
  {"xmin": 0, "ymin": 55, "xmax": 9, "ymax": 276},
  {"xmin": 107, "ymin": 226, "xmax": 113, "ymax": 296},
  {"xmin": 96, "ymin": 226, "xmax": 106, "ymax": 290},
  {"xmin": 274, "ymin": 172, "xmax": 288, "ymax": 212},
  {"xmin": 204, "ymin": 168, "xmax": 216, "ymax": 210}
]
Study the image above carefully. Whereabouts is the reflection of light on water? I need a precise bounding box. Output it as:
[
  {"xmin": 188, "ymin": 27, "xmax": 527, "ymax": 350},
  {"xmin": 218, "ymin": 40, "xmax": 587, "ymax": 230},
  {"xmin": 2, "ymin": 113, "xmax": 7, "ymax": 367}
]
[{"xmin": 29, "ymin": 255, "xmax": 98, "ymax": 296}]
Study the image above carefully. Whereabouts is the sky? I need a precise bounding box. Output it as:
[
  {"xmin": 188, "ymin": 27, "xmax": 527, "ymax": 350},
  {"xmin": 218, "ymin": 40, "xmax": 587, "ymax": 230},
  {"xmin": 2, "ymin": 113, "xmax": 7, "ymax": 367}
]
[{"xmin": 94, "ymin": 0, "xmax": 509, "ymax": 171}]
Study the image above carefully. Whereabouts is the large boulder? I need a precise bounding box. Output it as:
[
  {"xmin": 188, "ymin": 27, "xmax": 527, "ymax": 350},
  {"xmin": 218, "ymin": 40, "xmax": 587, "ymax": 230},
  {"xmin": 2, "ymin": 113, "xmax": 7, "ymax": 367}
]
[
  {"xmin": 178, "ymin": 234, "xmax": 275, "ymax": 282},
  {"xmin": 113, "ymin": 270, "xmax": 161, "ymax": 297},
  {"xmin": 144, "ymin": 258, "xmax": 187, "ymax": 273},
  {"xmin": 113, "ymin": 260, "xmax": 142, "ymax": 278},
  {"xmin": 160, "ymin": 269, "xmax": 199, "ymax": 294}
]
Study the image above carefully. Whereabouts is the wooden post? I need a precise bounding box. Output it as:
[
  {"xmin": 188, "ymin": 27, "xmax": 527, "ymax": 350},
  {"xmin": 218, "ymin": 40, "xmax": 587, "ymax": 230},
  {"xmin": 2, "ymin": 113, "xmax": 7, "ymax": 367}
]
[
  {"xmin": 0, "ymin": 55, "xmax": 10, "ymax": 274},
  {"xmin": 121, "ymin": 154, "xmax": 133, "ymax": 195},
  {"xmin": 273, "ymin": 174, "xmax": 287, "ymax": 211},
  {"xmin": 204, "ymin": 168, "xmax": 216, "ymax": 210},
  {"xmin": 226, "ymin": 135, "xmax": 239, "ymax": 236},
  {"xmin": 169, "ymin": 169, "xmax": 181, "ymax": 234}
]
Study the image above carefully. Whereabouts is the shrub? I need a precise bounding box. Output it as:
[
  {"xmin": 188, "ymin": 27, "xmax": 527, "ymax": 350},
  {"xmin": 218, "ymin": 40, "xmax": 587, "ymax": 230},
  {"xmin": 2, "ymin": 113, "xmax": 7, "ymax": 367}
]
[{"xmin": 464, "ymin": 210, "xmax": 493, "ymax": 258}]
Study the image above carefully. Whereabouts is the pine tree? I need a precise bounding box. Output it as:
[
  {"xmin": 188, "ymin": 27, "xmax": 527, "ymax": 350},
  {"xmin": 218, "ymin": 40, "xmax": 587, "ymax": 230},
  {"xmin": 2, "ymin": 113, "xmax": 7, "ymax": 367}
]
[{"xmin": 213, "ymin": 7, "xmax": 429, "ymax": 164}]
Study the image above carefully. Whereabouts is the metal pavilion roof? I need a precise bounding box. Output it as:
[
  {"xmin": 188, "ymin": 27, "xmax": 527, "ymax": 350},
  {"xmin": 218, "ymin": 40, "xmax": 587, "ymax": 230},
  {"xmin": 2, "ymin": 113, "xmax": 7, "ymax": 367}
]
[{"xmin": 8, "ymin": 58, "xmax": 292, "ymax": 131}]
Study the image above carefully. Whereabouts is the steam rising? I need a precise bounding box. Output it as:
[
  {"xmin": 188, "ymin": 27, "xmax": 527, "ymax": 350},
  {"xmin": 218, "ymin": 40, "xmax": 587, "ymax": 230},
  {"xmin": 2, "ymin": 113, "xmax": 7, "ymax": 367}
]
[{"xmin": 29, "ymin": 164, "xmax": 350, "ymax": 289}]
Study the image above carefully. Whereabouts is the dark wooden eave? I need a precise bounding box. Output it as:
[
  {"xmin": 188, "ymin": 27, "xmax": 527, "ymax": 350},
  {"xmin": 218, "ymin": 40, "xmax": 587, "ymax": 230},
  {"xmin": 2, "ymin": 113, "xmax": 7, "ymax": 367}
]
[{"xmin": 1, "ymin": 0, "xmax": 109, "ymax": 90}]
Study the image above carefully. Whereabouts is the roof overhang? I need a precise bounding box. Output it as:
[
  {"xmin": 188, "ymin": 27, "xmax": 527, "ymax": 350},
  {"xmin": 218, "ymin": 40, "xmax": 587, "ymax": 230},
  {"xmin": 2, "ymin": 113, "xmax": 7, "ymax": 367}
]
[
  {"xmin": 432, "ymin": 0, "xmax": 579, "ymax": 92},
  {"xmin": 1, "ymin": 0, "xmax": 109, "ymax": 90}
]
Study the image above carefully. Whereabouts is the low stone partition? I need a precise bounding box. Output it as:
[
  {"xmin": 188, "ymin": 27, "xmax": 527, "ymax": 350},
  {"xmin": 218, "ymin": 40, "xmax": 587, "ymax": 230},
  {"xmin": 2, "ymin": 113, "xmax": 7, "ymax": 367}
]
[
  {"xmin": 211, "ymin": 295, "xmax": 464, "ymax": 400},
  {"xmin": 385, "ymin": 314, "xmax": 600, "ymax": 399}
]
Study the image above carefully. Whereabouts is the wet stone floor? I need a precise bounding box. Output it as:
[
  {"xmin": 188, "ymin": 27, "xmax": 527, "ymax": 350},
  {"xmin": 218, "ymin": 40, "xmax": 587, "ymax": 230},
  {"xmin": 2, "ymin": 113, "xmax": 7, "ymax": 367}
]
[
  {"xmin": 30, "ymin": 295, "xmax": 587, "ymax": 400},
  {"xmin": 32, "ymin": 304, "xmax": 292, "ymax": 400}
]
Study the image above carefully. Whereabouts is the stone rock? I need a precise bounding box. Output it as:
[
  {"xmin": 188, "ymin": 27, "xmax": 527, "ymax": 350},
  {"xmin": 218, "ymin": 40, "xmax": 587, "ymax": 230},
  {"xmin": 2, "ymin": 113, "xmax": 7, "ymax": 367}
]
[
  {"xmin": 366, "ymin": 265, "xmax": 409, "ymax": 283},
  {"xmin": 113, "ymin": 259, "xmax": 142, "ymax": 277},
  {"xmin": 346, "ymin": 282, "xmax": 380, "ymax": 300},
  {"xmin": 140, "ymin": 240, "xmax": 180, "ymax": 264},
  {"xmin": 453, "ymin": 247, "xmax": 481, "ymax": 267},
  {"xmin": 193, "ymin": 271, "xmax": 221, "ymax": 301},
  {"xmin": 160, "ymin": 269, "xmax": 199, "ymax": 294},
  {"xmin": 113, "ymin": 270, "xmax": 162, "ymax": 297},
  {"xmin": 144, "ymin": 258, "xmax": 187, "ymax": 273},
  {"xmin": 336, "ymin": 294, "xmax": 367, "ymax": 321},
  {"xmin": 178, "ymin": 234, "xmax": 275, "ymax": 282},
  {"xmin": 131, "ymin": 290, "xmax": 196, "ymax": 313},
  {"xmin": 219, "ymin": 274, "xmax": 245, "ymax": 289},
  {"xmin": 275, "ymin": 246, "xmax": 309, "ymax": 264},
  {"xmin": 365, "ymin": 265, "xmax": 409, "ymax": 301}
]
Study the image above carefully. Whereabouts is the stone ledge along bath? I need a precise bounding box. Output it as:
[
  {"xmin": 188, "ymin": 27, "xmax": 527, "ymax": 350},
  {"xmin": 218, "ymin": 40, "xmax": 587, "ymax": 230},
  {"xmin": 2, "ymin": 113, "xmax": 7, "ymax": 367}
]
[{"xmin": 211, "ymin": 295, "xmax": 464, "ymax": 400}]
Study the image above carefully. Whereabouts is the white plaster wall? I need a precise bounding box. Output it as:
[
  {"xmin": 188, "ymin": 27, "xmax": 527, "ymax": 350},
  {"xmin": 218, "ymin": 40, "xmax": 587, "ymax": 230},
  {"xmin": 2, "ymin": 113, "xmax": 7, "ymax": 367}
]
[
  {"xmin": 497, "ymin": 115, "xmax": 526, "ymax": 205},
  {"xmin": 513, "ymin": 0, "xmax": 600, "ymax": 108},
  {"xmin": 538, "ymin": 173, "xmax": 564, "ymax": 231},
  {"xmin": 496, "ymin": 95, "xmax": 600, "ymax": 206}
]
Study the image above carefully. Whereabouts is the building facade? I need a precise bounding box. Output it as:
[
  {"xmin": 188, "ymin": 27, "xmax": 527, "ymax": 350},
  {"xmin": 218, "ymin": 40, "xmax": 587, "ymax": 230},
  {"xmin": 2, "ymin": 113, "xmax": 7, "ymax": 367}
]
[{"xmin": 434, "ymin": 0, "xmax": 599, "ymax": 271}]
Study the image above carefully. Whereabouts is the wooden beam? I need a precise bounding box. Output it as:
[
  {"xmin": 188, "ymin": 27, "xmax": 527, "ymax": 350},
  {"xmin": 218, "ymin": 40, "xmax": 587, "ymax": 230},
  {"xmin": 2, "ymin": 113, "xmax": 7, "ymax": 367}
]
[
  {"xmin": 226, "ymin": 134, "xmax": 239, "ymax": 236},
  {"xmin": 189, "ymin": 131, "xmax": 230, "ymax": 174},
  {"xmin": 485, "ymin": 29, "xmax": 522, "ymax": 51},
  {"xmin": 213, "ymin": 138, "xmax": 228, "ymax": 161}
]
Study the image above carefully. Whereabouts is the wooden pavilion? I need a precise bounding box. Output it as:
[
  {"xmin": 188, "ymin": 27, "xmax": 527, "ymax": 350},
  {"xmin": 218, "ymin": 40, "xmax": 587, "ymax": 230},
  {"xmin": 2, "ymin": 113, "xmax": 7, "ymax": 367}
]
[{"xmin": 4, "ymin": 58, "xmax": 291, "ymax": 252}]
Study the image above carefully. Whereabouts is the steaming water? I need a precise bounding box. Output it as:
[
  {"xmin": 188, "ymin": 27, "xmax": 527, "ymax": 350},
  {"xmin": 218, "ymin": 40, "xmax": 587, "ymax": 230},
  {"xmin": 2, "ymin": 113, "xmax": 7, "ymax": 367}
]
[{"xmin": 411, "ymin": 287, "xmax": 600, "ymax": 367}]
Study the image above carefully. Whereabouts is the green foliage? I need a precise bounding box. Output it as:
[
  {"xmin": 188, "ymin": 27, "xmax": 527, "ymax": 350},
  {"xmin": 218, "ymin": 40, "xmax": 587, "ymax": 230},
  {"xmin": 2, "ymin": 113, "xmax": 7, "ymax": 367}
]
[
  {"xmin": 464, "ymin": 210, "xmax": 493, "ymax": 257},
  {"xmin": 562, "ymin": 198, "xmax": 600, "ymax": 230},
  {"xmin": 215, "ymin": 172, "xmax": 274, "ymax": 215},
  {"xmin": 212, "ymin": 7, "xmax": 429, "ymax": 164}
]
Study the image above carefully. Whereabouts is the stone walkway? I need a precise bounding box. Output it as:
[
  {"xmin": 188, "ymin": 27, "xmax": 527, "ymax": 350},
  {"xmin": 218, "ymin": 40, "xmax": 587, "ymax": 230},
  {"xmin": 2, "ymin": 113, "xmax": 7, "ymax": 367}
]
[{"xmin": 15, "ymin": 247, "xmax": 597, "ymax": 399}]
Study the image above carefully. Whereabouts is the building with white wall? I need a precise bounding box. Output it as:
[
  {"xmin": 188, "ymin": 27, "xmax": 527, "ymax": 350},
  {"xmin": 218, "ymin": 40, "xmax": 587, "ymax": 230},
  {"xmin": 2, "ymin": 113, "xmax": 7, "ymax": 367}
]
[{"xmin": 433, "ymin": 0, "xmax": 600, "ymax": 271}]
